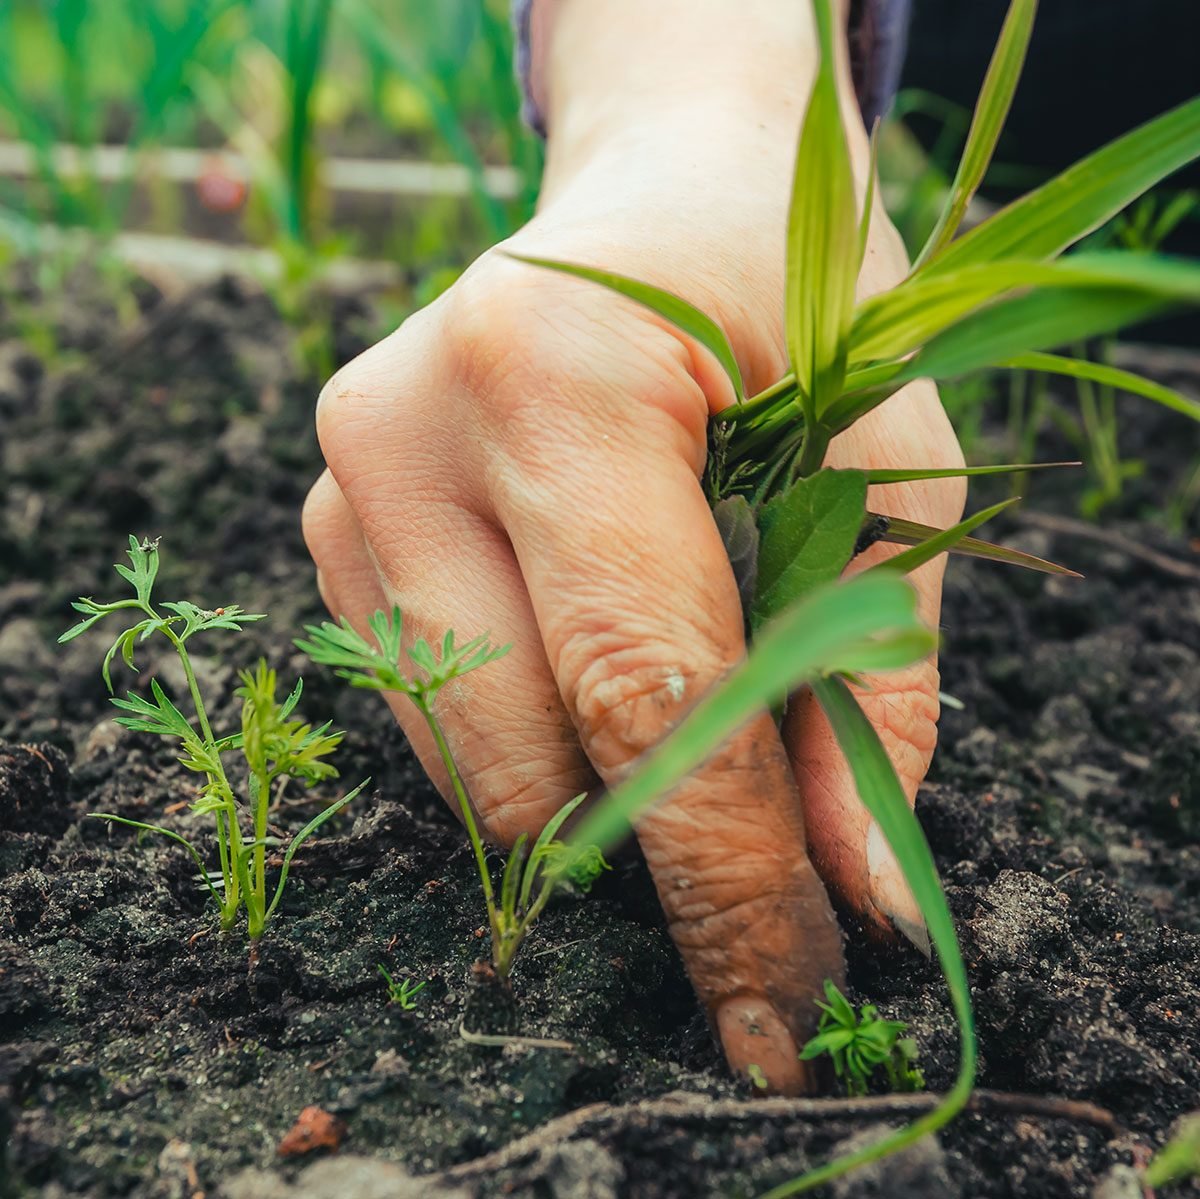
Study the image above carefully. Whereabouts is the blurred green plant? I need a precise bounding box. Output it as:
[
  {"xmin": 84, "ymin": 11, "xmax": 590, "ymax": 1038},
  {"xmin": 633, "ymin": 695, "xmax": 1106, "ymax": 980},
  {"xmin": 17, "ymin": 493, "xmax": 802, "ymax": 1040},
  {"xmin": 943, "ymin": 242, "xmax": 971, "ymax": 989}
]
[{"xmin": 1145, "ymin": 1112, "xmax": 1200, "ymax": 1189}]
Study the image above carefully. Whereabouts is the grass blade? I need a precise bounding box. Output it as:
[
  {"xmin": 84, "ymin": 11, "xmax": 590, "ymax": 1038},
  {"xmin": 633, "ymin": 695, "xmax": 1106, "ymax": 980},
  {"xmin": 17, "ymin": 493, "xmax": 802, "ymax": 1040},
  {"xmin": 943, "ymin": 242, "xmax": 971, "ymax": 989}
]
[
  {"xmin": 785, "ymin": 0, "xmax": 858, "ymax": 421},
  {"xmin": 901, "ymin": 287, "xmax": 1171, "ymax": 385},
  {"xmin": 865, "ymin": 461, "xmax": 1079, "ymax": 484},
  {"xmin": 568, "ymin": 574, "xmax": 935, "ymax": 855},
  {"xmin": 922, "ymin": 94, "xmax": 1200, "ymax": 275},
  {"xmin": 508, "ymin": 254, "xmax": 744, "ymax": 400},
  {"xmin": 914, "ymin": 0, "xmax": 1037, "ymax": 267},
  {"xmin": 265, "ymin": 779, "xmax": 370, "ymax": 922},
  {"xmin": 1001, "ymin": 351, "xmax": 1200, "ymax": 423},
  {"xmin": 758, "ymin": 676, "xmax": 976, "ymax": 1197},
  {"xmin": 880, "ymin": 516, "xmax": 1081, "ymax": 576},
  {"xmin": 870, "ymin": 498, "xmax": 1019, "ymax": 575},
  {"xmin": 851, "ymin": 252, "xmax": 1200, "ymax": 366}
]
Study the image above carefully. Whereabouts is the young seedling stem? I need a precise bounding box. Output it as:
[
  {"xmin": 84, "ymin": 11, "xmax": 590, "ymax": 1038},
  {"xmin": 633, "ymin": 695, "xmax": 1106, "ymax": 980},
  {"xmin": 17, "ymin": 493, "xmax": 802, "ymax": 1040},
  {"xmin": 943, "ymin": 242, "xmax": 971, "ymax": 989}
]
[{"xmin": 298, "ymin": 607, "xmax": 609, "ymax": 981}]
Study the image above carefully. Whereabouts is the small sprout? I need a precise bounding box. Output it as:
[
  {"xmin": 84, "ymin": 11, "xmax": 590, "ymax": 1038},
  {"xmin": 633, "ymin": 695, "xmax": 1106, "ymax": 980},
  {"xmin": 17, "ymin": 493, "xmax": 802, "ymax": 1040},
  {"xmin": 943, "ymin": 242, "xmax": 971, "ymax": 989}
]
[
  {"xmin": 300, "ymin": 607, "xmax": 609, "ymax": 979},
  {"xmin": 377, "ymin": 965, "xmax": 427, "ymax": 1010},
  {"xmin": 800, "ymin": 980, "xmax": 925, "ymax": 1097},
  {"xmin": 747, "ymin": 1063, "xmax": 769, "ymax": 1091},
  {"xmin": 63, "ymin": 536, "xmax": 366, "ymax": 944},
  {"xmin": 1145, "ymin": 1112, "xmax": 1200, "ymax": 1188}
]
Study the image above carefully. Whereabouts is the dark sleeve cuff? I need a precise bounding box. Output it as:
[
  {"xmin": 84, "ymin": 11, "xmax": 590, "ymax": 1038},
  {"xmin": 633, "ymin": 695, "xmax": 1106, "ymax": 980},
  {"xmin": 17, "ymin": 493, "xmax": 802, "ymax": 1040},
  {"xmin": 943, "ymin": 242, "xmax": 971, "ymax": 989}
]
[{"xmin": 511, "ymin": 0, "xmax": 913, "ymax": 138}]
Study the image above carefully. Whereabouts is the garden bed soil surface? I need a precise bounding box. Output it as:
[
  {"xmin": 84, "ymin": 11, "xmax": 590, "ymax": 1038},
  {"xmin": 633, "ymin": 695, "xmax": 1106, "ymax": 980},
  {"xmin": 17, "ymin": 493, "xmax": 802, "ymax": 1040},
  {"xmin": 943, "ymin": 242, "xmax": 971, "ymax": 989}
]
[{"xmin": 1, "ymin": 266, "xmax": 1199, "ymax": 1198}]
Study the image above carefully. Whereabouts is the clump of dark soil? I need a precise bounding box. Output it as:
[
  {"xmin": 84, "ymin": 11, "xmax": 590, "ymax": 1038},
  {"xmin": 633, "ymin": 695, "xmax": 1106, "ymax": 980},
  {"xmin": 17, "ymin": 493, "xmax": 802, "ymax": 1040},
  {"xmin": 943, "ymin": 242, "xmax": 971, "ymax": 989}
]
[{"xmin": 1, "ymin": 264, "xmax": 1198, "ymax": 1198}]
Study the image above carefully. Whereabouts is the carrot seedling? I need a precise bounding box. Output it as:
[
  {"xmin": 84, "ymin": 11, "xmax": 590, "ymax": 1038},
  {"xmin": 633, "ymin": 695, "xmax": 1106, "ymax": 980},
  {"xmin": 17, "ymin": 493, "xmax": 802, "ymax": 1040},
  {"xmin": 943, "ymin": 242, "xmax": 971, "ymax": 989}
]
[
  {"xmin": 298, "ymin": 607, "xmax": 609, "ymax": 980},
  {"xmin": 60, "ymin": 535, "xmax": 367, "ymax": 943},
  {"xmin": 800, "ymin": 981, "xmax": 924, "ymax": 1097}
]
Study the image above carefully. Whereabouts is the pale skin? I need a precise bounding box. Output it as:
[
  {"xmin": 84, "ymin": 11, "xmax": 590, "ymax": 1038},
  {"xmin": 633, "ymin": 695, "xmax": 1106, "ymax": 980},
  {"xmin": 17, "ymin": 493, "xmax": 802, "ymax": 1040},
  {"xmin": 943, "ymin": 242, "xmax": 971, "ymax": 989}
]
[{"xmin": 303, "ymin": 0, "xmax": 966, "ymax": 1093}]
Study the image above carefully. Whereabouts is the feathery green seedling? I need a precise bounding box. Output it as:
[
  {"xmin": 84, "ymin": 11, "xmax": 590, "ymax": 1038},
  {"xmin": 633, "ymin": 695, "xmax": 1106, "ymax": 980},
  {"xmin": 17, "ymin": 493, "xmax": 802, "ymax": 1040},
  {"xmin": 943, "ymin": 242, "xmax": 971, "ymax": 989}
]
[
  {"xmin": 298, "ymin": 607, "xmax": 609, "ymax": 980},
  {"xmin": 800, "ymin": 981, "xmax": 924, "ymax": 1097},
  {"xmin": 377, "ymin": 965, "xmax": 427, "ymax": 1010},
  {"xmin": 60, "ymin": 535, "xmax": 367, "ymax": 943},
  {"xmin": 510, "ymin": 0, "xmax": 1200, "ymax": 1192}
]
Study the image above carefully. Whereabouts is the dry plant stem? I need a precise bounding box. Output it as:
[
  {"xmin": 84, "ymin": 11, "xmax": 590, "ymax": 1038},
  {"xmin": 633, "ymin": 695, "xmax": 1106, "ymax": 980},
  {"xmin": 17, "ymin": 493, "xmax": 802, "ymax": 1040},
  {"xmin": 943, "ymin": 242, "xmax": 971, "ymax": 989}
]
[
  {"xmin": 1014, "ymin": 510, "xmax": 1200, "ymax": 582},
  {"xmin": 440, "ymin": 1089, "xmax": 1125, "ymax": 1182}
]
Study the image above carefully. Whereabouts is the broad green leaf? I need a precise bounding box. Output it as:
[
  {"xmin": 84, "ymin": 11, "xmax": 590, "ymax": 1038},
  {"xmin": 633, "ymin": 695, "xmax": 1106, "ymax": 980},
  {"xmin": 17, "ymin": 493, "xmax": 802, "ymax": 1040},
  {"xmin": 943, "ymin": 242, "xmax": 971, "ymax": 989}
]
[
  {"xmin": 871, "ymin": 498, "xmax": 1019, "ymax": 574},
  {"xmin": 507, "ymin": 254, "xmax": 744, "ymax": 400},
  {"xmin": 786, "ymin": 0, "xmax": 858, "ymax": 420},
  {"xmin": 914, "ymin": 0, "xmax": 1037, "ymax": 266},
  {"xmin": 880, "ymin": 515, "xmax": 1081, "ymax": 576},
  {"xmin": 921, "ymin": 94, "xmax": 1200, "ymax": 276},
  {"xmin": 865, "ymin": 461, "xmax": 1078, "ymax": 484},
  {"xmin": 752, "ymin": 469, "xmax": 868, "ymax": 632},
  {"xmin": 1001, "ymin": 351, "xmax": 1200, "ymax": 423},
  {"xmin": 851, "ymin": 252, "xmax": 1200, "ymax": 366},
  {"xmin": 567, "ymin": 572, "xmax": 934, "ymax": 856},
  {"xmin": 759, "ymin": 676, "xmax": 976, "ymax": 1197}
]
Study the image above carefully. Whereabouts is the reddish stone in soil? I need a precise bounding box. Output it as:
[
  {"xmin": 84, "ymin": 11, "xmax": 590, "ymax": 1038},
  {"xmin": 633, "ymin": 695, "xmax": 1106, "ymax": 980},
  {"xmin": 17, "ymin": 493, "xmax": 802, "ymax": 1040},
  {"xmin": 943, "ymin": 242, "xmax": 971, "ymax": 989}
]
[{"xmin": 276, "ymin": 1107, "xmax": 347, "ymax": 1158}]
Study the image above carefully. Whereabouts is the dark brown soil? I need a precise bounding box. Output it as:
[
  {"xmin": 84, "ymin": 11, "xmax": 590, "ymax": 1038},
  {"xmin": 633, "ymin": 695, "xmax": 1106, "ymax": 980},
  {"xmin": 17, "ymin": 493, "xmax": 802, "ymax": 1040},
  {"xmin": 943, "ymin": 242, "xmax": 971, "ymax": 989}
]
[{"xmin": 1, "ymin": 263, "xmax": 1198, "ymax": 1198}]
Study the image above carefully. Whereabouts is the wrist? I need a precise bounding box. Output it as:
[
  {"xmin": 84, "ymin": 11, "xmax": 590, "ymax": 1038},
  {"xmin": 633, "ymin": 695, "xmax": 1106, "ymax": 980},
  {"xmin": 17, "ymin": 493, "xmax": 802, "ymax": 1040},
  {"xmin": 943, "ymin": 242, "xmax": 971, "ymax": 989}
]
[{"xmin": 535, "ymin": 0, "xmax": 871, "ymax": 206}]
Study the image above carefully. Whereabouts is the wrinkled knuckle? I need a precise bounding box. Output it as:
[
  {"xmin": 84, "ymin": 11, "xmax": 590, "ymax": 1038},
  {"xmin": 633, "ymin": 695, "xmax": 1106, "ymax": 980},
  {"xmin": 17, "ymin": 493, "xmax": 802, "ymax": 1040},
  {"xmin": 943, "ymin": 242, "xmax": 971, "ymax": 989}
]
[
  {"xmin": 482, "ymin": 767, "xmax": 593, "ymax": 849},
  {"xmin": 564, "ymin": 640, "xmax": 721, "ymax": 776},
  {"xmin": 857, "ymin": 663, "xmax": 942, "ymax": 790},
  {"xmin": 315, "ymin": 320, "xmax": 432, "ymax": 466}
]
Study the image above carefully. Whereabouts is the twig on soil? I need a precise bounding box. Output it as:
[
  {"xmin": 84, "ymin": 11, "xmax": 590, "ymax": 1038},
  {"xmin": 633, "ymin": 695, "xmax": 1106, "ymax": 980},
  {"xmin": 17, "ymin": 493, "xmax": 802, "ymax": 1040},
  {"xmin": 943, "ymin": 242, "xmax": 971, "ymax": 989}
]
[
  {"xmin": 1014, "ymin": 511, "xmax": 1200, "ymax": 582},
  {"xmin": 458, "ymin": 1024, "xmax": 575, "ymax": 1052},
  {"xmin": 438, "ymin": 1089, "xmax": 1125, "ymax": 1181}
]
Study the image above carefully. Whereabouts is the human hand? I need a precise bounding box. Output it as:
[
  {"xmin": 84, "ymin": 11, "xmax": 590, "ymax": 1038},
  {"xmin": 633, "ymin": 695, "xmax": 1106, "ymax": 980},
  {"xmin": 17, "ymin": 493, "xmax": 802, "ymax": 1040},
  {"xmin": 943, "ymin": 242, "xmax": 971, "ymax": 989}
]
[{"xmin": 303, "ymin": 0, "xmax": 965, "ymax": 1093}]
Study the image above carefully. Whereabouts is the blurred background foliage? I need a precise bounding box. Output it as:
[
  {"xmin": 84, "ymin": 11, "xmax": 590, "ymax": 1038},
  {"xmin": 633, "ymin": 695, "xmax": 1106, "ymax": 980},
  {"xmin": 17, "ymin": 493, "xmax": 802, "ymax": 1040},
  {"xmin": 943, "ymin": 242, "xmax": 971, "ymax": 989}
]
[{"xmin": 0, "ymin": 0, "xmax": 541, "ymax": 270}]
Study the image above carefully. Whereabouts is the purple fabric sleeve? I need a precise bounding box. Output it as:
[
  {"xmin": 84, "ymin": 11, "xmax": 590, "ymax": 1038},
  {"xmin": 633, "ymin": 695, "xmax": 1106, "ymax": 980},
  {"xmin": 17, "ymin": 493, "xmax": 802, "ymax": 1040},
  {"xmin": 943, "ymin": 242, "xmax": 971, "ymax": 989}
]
[{"xmin": 511, "ymin": 0, "xmax": 912, "ymax": 137}]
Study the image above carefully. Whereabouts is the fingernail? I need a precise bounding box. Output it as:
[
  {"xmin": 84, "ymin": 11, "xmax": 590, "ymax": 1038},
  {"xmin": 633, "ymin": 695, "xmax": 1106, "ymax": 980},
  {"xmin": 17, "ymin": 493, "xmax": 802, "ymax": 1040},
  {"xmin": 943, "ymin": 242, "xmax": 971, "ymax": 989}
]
[
  {"xmin": 713, "ymin": 993, "xmax": 813, "ymax": 1096},
  {"xmin": 866, "ymin": 820, "xmax": 931, "ymax": 958}
]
